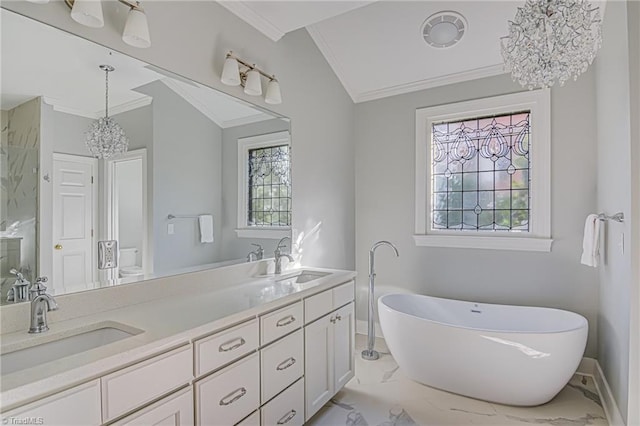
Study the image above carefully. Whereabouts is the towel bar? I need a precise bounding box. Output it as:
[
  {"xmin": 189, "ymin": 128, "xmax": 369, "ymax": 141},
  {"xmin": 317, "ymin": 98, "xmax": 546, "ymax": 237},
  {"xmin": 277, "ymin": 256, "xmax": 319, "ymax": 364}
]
[
  {"xmin": 167, "ymin": 214, "xmax": 205, "ymax": 219},
  {"xmin": 598, "ymin": 212, "xmax": 624, "ymax": 223}
]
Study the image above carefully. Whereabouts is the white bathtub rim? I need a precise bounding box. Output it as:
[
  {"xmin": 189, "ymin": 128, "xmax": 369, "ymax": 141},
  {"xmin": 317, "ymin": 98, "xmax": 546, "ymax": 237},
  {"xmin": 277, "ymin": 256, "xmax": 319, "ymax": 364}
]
[{"xmin": 378, "ymin": 293, "xmax": 588, "ymax": 335}]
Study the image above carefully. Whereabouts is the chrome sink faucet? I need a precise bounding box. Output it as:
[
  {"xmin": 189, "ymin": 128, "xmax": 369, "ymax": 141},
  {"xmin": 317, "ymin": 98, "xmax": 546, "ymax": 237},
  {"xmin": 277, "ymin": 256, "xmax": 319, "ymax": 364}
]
[
  {"xmin": 274, "ymin": 237, "xmax": 294, "ymax": 274},
  {"xmin": 246, "ymin": 243, "xmax": 264, "ymax": 262},
  {"xmin": 28, "ymin": 277, "xmax": 58, "ymax": 334}
]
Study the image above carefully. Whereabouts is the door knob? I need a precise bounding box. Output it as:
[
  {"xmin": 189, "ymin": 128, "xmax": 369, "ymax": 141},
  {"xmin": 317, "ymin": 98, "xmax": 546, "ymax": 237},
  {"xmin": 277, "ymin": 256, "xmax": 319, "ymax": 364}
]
[{"xmin": 54, "ymin": 244, "xmax": 63, "ymax": 250}]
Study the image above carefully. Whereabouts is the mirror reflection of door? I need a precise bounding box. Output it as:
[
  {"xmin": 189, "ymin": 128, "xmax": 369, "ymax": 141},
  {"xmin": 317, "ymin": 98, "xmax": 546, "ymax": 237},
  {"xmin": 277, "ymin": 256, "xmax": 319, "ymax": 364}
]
[
  {"xmin": 52, "ymin": 153, "xmax": 97, "ymax": 295},
  {"xmin": 106, "ymin": 149, "xmax": 148, "ymax": 283}
]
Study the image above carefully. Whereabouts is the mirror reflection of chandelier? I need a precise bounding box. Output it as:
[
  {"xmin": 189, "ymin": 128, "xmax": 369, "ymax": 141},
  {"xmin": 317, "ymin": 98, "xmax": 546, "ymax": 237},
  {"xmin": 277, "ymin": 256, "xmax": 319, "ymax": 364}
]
[
  {"xmin": 501, "ymin": 0, "xmax": 602, "ymax": 90},
  {"xmin": 85, "ymin": 65, "xmax": 129, "ymax": 159}
]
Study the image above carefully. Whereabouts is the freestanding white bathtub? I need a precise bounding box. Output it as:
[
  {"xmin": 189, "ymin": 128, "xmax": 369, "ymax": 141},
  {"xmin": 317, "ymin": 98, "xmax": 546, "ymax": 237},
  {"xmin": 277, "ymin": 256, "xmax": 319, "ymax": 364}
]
[{"xmin": 378, "ymin": 293, "xmax": 588, "ymax": 406}]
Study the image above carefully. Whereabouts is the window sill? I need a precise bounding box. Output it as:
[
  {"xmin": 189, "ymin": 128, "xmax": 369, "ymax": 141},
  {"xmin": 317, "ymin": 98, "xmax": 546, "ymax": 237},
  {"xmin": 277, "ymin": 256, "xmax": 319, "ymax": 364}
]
[
  {"xmin": 235, "ymin": 228, "xmax": 290, "ymax": 239},
  {"xmin": 413, "ymin": 234, "xmax": 553, "ymax": 252}
]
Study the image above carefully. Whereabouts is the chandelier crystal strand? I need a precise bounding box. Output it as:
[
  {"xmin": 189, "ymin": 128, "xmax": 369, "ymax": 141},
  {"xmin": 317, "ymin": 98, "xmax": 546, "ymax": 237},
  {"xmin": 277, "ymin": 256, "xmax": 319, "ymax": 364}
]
[
  {"xmin": 500, "ymin": 0, "xmax": 602, "ymax": 90},
  {"xmin": 86, "ymin": 65, "xmax": 129, "ymax": 159}
]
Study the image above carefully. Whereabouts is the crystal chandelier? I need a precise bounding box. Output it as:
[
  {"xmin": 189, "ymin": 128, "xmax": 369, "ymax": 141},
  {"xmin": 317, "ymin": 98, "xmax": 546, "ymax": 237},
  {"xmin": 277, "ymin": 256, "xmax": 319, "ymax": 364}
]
[
  {"xmin": 501, "ymin": 0, "xmax": 602, "ymax": 90},
  {"xmin": 86, "ymin": 65, "xmax": 129, "ymax": 159}
]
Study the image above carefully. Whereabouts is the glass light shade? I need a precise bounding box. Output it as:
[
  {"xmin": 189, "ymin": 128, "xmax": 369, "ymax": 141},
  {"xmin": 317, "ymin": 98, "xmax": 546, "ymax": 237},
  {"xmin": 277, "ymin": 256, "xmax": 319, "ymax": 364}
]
[
  {"xmin": 70, "ymin": 0, "xmax": 104, "ymax": 28},
  {"xmin": 265, "ymin": 79, "xmax": 282, "ymax": 105},
  {"xmin": 86, "ymin": 117, "xmax": 129, "ymax": 159},
  {"xmin": 501, "ymin": 0, "xmax": 602, "ymax": 89},
  {"xmin": 221, "ymin": 57, "xmax": 241, "ymax": 86},
  {"xmin": 122, "ymin": 8, "xmax": 151, "ymax": 48},
  {"xmin": 244, "ymin": 69, "xmax": 262, "ymax": 96}
]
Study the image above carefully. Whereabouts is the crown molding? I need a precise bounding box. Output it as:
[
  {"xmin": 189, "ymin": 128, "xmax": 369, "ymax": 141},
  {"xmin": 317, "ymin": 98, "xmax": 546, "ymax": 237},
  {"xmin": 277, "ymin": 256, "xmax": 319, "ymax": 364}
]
[
  {"xmin": 217, "ymin": 2, "xmax": 284, "ymax": 42},
  {"xmin": 43, "ymin": 96, "xmax": 152, "ymax": 119},
  {"xmin": 354, "ymin": 64, "xmax": 508, "ymax": 103}
]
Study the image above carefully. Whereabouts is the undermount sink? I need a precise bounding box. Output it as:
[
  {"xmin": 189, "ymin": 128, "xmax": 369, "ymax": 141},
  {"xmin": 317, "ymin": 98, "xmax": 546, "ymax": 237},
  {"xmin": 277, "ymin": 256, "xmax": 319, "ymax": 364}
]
[
  {"xmin": 1, "ymin": 324, "xmax": 142, "ymax": 375},
  {"xmin": 277, "ymin": 269, "xmax": 330, "ymax": 284}
]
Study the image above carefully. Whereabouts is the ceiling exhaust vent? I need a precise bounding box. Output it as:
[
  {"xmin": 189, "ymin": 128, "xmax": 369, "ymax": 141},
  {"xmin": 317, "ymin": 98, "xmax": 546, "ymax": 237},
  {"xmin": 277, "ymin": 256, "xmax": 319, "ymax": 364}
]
[{"xmin": 422, "ymin": 11, "xmax": 467, "ymax": 49}]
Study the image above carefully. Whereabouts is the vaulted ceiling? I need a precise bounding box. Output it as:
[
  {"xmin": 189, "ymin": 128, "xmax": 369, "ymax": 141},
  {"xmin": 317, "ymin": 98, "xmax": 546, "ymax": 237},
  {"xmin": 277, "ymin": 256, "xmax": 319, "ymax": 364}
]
[{"xmin": 218, "ymin": 1, "xmax": 524, "ymax": 103}]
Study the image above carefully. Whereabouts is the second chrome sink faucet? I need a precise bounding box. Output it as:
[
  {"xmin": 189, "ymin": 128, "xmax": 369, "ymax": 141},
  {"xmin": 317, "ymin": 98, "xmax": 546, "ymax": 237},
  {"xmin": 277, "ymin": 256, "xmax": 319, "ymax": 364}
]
[
  {"xmin": 274, "ymin": 237, "xmax": 294, "ymax": 274},
  {"xmin": 29, "ymin": 277, "xmax": 58, "ymax": 334}
]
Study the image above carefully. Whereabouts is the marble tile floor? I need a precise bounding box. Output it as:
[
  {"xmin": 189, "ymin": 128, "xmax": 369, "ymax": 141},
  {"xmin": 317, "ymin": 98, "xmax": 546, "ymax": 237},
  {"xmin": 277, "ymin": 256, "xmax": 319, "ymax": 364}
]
[{"xmin": 307, "ymin": 335, "xmax": 607, "ymax": 426}]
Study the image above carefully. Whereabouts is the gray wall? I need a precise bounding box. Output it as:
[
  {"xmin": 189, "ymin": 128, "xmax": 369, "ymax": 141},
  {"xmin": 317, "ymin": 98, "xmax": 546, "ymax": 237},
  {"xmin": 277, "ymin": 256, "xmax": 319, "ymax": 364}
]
[
  {"xmin": 220, "ymin": 118, "xmax": 291, "ymax": 261},
  {"xmin": 136, "ymin": 81, "xmax": 223, "ymax": 275},
  {"xmin": 2, "ymin": 0, "xmax": 356, "ymax": 271},
  {"xmin": 595, "ymin": 1, "xmax": 634, "ymax": 421},
  {"xmin": 354, "ymin": 72, "xmax": 601, "ymax": 357}
]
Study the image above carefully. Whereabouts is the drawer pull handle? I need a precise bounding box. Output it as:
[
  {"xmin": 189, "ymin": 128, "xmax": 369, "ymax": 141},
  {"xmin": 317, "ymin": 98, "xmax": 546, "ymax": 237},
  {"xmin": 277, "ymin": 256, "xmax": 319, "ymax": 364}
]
[
  {"xmin": 336, "ymin": 314, "xmax": 342, "ymax": 321},
  {"xmin": 276, "ymin": 357, "xmax": 297, "ymax": 371},
  {"xmin": 219, "ymin": 387, "xmax": 247, "ymax": 406},
  {"xmin": 330, "ymin": 316, "xmax": 337, "ymax": 324},
  {"xmin": 277, "ymin": 409, "xmax": 297, "ymax": 424},
  {"xmin": 219, "ymin": 337, "xmax": 246, "ymax": 352},
  {"xmin": 276, "ymin": 315, "xmax": 296, "ymax": 327}
]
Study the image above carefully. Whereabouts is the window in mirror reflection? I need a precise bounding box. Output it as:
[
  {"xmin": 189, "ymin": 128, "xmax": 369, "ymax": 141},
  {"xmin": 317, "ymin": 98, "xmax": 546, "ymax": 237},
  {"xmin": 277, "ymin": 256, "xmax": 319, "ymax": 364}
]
[{"xmin": 237, "ymin": 131, "xmax": 291, "ymax": 237}]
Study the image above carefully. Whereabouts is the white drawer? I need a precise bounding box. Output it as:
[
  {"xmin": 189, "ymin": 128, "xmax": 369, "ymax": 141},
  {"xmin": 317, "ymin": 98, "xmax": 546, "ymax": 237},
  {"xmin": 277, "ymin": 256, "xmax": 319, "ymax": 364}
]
[
  {"xmin": 333, "ymin": 281, "xmax": 354, "ymax": 308},
  {"xmin": 260, "ymin": 329, "xmax": 303, "ymax": 403},
  {"xmin": 261, "ymin": 379, "xmax": 304, "ymax": 426},
  {"xmin": 102, "ymin": 345, "xmax": 193, "ymax": 422},
  {"xmin": 304, "ymin": 290, "xmax": 332, "ymax": 324},
  {"xmin": 236, "ymin": 409, "xmax": 260, "ymax": 426},
  {"xmin": 195, "ymin": 318, "xmax": 259, "ymax": 376},
  {"xmin": 3, "ymin": 380, "xmax": 101, "ymax": 426},
  {"xmin": 196, "ymin": 353, "xmax": 260, "ymax": 426},
  {"xmin": 260, "ymin": 302, "xmax": 302, "ymax": 345},
  {"xmin": 112, "ymin": 387, "xmax": 194, "ymax": 426}
]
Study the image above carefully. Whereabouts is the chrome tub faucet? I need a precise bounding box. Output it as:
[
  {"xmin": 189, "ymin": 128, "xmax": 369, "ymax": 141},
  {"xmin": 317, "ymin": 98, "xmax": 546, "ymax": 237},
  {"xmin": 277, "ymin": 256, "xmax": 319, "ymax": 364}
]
[{"xmin": 28, "ymin": 277, "xmax": 58, "ymax": 334}]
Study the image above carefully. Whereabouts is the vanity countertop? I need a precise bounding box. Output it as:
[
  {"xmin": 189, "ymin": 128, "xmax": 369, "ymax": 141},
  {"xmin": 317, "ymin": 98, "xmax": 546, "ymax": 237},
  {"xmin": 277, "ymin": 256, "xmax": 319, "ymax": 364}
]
[{"xmin": 0, "ymin": 266, "xmax": 356, "ymax": 411}]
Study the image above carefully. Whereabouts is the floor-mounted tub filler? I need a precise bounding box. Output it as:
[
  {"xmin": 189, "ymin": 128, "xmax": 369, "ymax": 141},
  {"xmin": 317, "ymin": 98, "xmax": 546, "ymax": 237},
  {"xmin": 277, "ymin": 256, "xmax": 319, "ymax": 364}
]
[{"xmin": 378, "ymin": 293, "xmax": 588, "ymax": 406}]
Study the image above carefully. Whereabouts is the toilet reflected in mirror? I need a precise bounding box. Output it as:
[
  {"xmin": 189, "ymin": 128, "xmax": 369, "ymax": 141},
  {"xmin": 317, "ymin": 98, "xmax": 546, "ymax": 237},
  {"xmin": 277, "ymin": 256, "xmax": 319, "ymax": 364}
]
[{"xmin": 105, "ymin": 149, "xmax": 148, "ymax": 283}]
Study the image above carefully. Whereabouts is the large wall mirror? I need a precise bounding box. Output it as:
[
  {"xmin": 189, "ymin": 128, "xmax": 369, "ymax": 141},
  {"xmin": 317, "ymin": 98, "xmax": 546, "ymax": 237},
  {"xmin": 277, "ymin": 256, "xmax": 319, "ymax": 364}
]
[{"xmin": 0, "ymin": 9, "xmax": 292, "ymax": 305}]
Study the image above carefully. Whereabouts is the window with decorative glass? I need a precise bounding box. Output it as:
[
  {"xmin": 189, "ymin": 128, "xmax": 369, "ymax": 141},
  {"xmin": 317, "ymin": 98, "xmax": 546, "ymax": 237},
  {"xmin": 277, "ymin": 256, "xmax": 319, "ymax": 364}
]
[
  {"xmin": 414, "ymin": 90, "xmax": 552, "ymax": 251},
  {"xmin": 236, "ymin": 131, "xmax": 291, "ymax": 239}
]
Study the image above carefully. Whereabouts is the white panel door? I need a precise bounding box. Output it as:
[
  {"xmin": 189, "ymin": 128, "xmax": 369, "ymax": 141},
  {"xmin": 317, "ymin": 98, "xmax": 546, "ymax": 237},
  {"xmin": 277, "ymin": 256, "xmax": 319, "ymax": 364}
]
[
  {"xmin": 304, "ymin": 314, "xmax": 333, "ymax": 421},
  {"xmin": 333, "ymin": 302, "xmax": 355, "ymax": 391},
  {"xmin": 52, "ymin": 154, "xmax": 96, "ymax": 295}
]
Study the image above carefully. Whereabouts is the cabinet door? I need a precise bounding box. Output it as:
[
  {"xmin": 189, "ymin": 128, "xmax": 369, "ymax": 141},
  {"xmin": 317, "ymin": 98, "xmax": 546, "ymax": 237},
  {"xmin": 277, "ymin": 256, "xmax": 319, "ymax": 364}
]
[
  {"xmin": 304, "ymin": 314, "xmax": 333, "ymax": 421},
  {"xmin": 2, "ymin": 380, "xmax": 101, "ymax": 426},
  {"xmin": 113, "ymin": 387, "xmax": 194, "ymax": 426},
  {"xmin": 333, "ymin": 302, "xmax": 355, "ymax": 391}
]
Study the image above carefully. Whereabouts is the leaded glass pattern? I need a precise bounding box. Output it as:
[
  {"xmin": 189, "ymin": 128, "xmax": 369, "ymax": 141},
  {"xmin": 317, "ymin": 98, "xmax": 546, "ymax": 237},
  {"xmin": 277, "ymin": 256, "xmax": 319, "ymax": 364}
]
[
  {"xmin": 431, "ymin": 111, "xmax": 530, "ymax": 231},
  {"xmin": 248, "ymin": 144, "xmax": 291, "ymax": 227}
]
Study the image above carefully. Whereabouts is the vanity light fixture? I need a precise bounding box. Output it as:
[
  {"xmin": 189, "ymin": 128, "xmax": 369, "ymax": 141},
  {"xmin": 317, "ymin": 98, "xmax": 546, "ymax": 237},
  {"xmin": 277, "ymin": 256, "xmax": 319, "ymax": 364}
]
[
  {"xmin": 85, "ymin": 65, "xmax": 129, "ymax": 159},
  {"xmin": 221, "ymin": 51, "xmax": 282, "ymax": 105},
  {"xmin": 64, "ymin": 0, "xmax": 151, "ymax": 48}
]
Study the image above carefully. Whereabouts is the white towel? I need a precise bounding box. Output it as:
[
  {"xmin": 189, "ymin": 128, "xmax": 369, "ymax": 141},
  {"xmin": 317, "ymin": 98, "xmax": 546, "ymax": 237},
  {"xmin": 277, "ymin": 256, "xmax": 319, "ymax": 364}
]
[
  {"xmin": 199, "ymin": 215, "xmax": 214, "ymax": 243},
  {"xmin": 580, "ymin": 214, "xmax": 600, "ymax": 267}
]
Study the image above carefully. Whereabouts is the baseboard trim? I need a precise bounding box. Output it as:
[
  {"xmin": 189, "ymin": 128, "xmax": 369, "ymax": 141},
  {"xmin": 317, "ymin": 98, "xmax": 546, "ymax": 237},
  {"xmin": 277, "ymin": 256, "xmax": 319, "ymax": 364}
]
[{"xmin": 578, "ymin": 357, "xmax": 625, "ymax": 426}]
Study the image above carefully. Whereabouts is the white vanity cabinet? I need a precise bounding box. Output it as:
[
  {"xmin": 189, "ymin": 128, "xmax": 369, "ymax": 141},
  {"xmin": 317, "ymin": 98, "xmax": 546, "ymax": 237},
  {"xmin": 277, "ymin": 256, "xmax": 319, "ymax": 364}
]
[
  {"xmin": 2, "ymin": 380, "xmax": 101, "ymax": 426},
  {"xmin": 1, "ymin": 276, "xmax": 357, "ymax": 426},
  {"xmin": 303, "ymin": 282, "xmax": 355, "ymax": 421}
]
